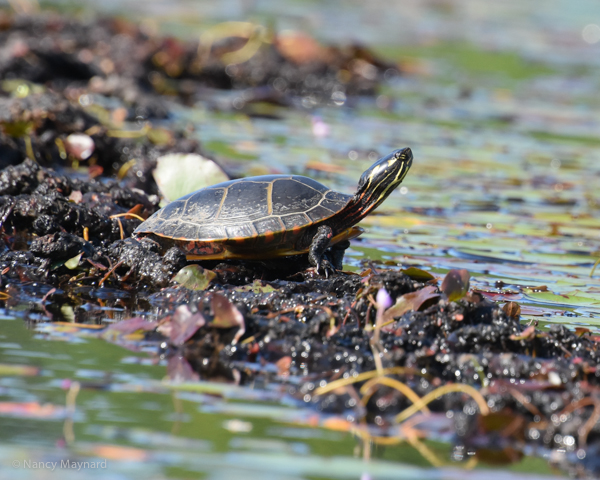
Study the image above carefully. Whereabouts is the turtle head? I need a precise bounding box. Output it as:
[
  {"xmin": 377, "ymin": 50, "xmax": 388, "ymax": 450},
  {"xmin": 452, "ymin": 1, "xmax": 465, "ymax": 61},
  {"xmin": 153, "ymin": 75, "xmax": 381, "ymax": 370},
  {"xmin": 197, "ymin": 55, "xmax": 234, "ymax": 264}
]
[{"xmin": 354, "ymin": 147, "xmax": 413, "ymax": 213}]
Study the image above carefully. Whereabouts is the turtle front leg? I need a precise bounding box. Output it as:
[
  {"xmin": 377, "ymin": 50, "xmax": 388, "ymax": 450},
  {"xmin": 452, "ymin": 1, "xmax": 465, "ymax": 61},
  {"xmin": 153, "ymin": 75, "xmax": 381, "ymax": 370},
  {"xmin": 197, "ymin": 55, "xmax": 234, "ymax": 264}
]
[
  {"xmin": 308, "ymin": 225, "xmax": 349, "ymax": 276},
  {"xmin": 308, "ymin": 225, "xmax": 332, "ymax": 275},
  {"xmin": 327, "ymin": 240, "xmax": 350, "ymax": 271}
]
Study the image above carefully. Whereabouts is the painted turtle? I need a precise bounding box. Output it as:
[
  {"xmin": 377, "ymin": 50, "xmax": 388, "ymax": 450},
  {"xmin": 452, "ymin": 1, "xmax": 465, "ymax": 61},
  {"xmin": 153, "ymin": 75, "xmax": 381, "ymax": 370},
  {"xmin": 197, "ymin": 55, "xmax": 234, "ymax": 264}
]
[{"xmin": 134, "ymin": 147, "xmax": 413, "ymax": 273}]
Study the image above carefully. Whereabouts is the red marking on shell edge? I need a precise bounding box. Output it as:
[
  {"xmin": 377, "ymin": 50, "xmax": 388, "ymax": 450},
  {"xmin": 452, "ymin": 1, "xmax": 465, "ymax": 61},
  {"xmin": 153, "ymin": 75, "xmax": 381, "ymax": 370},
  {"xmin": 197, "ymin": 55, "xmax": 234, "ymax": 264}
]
[
  {"xmin": 185, "ymin": 241, "xmax": 224, "ymax": 256},
  {"xmin": 264, "ymin": 230, "xmax": 275, "ymax": 243},
  {"xmin": 292, "ymin": 225, "xmax": 301, "ymax": 235}
]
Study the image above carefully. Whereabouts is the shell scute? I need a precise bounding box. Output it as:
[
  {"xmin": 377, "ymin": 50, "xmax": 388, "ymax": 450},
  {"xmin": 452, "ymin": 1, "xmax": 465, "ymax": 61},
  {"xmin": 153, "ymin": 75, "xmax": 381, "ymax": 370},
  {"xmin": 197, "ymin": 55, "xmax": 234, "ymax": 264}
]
[
  {"xmin": 271, "ymin": 177, "xmax": 326, "ymax": 215},
  {"xmin": 217, "ymin": 181, "xmax": 270, "ymax": 221},
  {"xmin": 281, "ymin": 213, "xmax": 311, "ymax": 230},
  {"xmin": 183, "ymin": 188, "xmax": 224, "ymax": 222}
]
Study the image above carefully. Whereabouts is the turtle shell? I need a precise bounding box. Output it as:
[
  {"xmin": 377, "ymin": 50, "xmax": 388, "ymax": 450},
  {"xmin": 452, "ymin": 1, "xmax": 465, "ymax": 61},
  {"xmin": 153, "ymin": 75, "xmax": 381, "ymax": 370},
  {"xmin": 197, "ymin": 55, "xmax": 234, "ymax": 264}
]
[{"xmin": 134, "ymin": 175, "xmax": 355, "ymax": 259}]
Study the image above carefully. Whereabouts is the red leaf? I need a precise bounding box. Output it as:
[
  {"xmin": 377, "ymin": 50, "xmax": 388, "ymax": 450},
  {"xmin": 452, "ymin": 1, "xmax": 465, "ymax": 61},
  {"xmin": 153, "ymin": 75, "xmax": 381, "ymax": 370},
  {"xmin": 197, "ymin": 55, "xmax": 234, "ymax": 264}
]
[
  {"xmin": 502, "ymin": 302, "xmax": 521, "ymax": 318},
  {"xmin": 276, "ymin": 356, "xmax": 292, "ymax": 376},
  {"xmin": 510, "ymin": 325, "xmax": 536, "ymax": 341},
  {"xmin": 211, "ymin": 293, "xmax": 245, "ymax": 344},
  {"xmin": 105, "ymin": 317, "xmax": 156, "ymax": 334},
  {"xmin": 167, "ymin": 355, "xmax": 199, "ymax": 382},
  {"xmin": 382, "ymin": 285, "xmax": 440, "ymax": 322},
  {"xmin": 163, "ymin": 305, "xmax": 205, "ymax": 346},
  {"xmin": 441, "ymin": 269, "xmax": 470, "ymax": 302}
]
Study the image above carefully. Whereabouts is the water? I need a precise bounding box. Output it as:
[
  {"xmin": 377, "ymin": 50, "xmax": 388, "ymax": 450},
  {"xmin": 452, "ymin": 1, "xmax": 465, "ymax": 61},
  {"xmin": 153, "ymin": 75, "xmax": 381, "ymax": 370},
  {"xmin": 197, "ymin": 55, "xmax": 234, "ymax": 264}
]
[{"xmin": 2, "ymin": 0, "xmax": 600, "ymax": 478}]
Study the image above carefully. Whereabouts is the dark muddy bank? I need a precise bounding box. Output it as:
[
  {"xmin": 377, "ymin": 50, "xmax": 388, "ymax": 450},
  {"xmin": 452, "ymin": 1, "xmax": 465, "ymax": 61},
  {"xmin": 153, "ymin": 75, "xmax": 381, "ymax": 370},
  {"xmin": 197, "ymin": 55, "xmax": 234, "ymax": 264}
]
[
  {"xmin": 0, "ymin": 10, "xmax": 598, "ymax": 479},
  {"xmin": 2, "ymin": 137, "xmax": 599, "ymax": 478}
]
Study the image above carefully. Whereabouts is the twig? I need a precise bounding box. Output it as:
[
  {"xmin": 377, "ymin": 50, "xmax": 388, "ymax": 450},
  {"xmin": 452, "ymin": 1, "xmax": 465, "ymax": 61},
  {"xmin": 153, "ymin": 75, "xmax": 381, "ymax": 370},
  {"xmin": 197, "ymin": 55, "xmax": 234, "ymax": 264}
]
[
  {"xmin": 313, "ymin": 366, "xmax": 419, "ymax": 397},
  {"xmin": 395, "ymin": 383, "xmax": 490, "ymax": 424},
  {"xmin": 99, "ymin": 259, "xmax": 124, "ymax": 287},
  {"xmin": 359, "ymin": 376, "xmax": 430, "ymax": 415}
]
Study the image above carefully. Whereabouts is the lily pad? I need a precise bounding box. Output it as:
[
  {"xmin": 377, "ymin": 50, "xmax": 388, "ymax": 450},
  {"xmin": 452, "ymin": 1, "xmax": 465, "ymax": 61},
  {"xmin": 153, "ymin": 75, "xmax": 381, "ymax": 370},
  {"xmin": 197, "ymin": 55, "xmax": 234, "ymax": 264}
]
[
  {"xmin": 174, "ymin": 265, "xmax": 216, "ymax": 291},
  {"xmin": 523, "ymin": 290, "xmax": 600, "ymax": 307},
  {"xmin": 401, "ymin": 266, "xmax": 435, "ymax": 281},
  {"xmin": 153, "ymin": 153, "xmax": 229, "ymax": 201},
  {"xmin": 235, "ymin": 279, "xmax": 277, "ymax": 294},
  {"xmin": 452, "ymin": 247, "xmax": 593, "ymax": 267}
]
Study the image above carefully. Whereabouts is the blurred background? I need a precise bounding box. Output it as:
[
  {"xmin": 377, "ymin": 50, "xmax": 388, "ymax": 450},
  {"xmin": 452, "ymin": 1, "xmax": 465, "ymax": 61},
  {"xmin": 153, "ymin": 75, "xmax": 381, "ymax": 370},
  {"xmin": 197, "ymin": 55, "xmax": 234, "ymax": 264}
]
[{"xmin": 1, "ymin": 0, "xmax": 600, "ymax": 479}]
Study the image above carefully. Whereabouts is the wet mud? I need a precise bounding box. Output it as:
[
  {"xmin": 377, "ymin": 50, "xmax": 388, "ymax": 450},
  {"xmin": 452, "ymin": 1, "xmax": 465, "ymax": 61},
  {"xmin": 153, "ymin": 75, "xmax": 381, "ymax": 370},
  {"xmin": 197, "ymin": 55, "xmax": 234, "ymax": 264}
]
[
  {"xmin": 0, "ymin": 12, "xmax": 398, "ymax": 112},
  {"xmin": 2, "ymin": 153, "xmax": 599, "ymax": 476},
  {"xmin": 0, "ymin": 11, "xmax": 598, "ymax": 479}
]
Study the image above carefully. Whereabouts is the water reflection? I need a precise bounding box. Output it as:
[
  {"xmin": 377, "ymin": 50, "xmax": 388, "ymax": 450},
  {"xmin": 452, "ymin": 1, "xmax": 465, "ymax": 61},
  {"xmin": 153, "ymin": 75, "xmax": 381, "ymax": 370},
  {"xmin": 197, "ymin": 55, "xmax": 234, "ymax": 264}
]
[{"xmin": 2, "ymin": 0, "xmax": 600, "ymax": 478}]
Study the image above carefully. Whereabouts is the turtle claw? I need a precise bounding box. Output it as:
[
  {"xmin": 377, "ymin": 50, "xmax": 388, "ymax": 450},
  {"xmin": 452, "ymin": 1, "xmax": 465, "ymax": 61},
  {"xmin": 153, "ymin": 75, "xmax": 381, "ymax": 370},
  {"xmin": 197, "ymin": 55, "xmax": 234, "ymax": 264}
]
[{"xmin": 316, "ymin": 258, "xmax": 337, "ymax": 278}]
